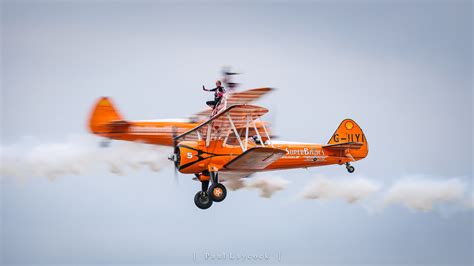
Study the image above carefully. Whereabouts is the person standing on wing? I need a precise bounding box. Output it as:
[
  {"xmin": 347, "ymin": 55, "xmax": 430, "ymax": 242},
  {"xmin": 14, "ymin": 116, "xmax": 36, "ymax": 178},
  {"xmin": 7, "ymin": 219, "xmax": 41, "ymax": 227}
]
[{"xmin": 203, "ymin": 80, "xmax": 226, "ymax": 110}]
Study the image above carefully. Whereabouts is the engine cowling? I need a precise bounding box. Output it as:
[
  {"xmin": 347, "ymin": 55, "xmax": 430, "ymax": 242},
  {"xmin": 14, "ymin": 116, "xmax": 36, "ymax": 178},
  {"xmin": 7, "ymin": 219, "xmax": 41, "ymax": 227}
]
[
  {"xmin": 173, "ymin": 141, "xmax": 207, "ymax": 174},
  {"xmin": 172, "ymin": 140, "xmax": 240, "ymax": 174}
]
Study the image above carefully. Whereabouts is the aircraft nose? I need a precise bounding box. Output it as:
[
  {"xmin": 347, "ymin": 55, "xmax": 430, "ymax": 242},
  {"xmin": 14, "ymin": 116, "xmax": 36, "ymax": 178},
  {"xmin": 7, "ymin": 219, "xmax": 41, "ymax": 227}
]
[
  {"xmin": 173, "ymin": 145, "xmax": 181, "ymax": 169},
  {"xmin": 167, "ymin": 145, "xmax": 181, "ymax": 168}
]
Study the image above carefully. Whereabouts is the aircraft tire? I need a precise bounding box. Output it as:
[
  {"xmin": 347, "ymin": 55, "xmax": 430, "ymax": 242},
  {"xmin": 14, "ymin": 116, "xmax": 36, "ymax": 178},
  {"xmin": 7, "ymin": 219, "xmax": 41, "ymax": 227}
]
[
  {"xmin": 208, "ymin": 183, "xmax": 227, "ymax": 202},
  {"xmin": 347, "ymin": 165, "xmax": 355, "ymax": 173},
  {"xmin": 194, "ymin": 191, "xmax": 213, "ymax": 209}
]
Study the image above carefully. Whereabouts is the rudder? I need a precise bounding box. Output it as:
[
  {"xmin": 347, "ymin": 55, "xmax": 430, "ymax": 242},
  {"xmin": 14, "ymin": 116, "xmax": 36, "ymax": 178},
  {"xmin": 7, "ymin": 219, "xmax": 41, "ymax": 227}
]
[
  {"xmin": 88, "ymin": 97, "xmax": 124, "ymax": 134},
  {"xmin": 328, "ymin": 119, "xmax": 368, "ymax": 158}
]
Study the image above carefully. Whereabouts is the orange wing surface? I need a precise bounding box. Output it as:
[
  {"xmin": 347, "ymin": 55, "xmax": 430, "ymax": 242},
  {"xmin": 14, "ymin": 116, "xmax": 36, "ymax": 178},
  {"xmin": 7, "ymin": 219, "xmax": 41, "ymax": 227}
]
[
  {"xmin": 193, "ymin": 88, "xmax": 273, "ymax": 120},
  {"xmin": 224, "ymin": 147, "xmax": 287, "ymax": 171}
]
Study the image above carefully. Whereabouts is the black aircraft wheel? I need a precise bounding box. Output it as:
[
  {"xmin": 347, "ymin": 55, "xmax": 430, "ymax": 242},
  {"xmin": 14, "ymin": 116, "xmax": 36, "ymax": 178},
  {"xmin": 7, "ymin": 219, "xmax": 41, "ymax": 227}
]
[
  {"xmin": 208, "ymin": 183, "xmax": 227, "ymax": 202},
  {"xmin": 194, "ymin": 191, "xmax": 213, "ymax": 209},
  {"xmin": 347, "ymin": 165, "xmax": 355, "ymax": 173}
]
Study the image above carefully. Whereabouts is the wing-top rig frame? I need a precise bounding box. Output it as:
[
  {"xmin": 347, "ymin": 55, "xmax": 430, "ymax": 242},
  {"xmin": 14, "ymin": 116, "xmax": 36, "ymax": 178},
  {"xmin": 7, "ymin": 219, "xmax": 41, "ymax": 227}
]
[{"xmin": 175, "ymin": 104, "xmax": 272, "ymax": 152}]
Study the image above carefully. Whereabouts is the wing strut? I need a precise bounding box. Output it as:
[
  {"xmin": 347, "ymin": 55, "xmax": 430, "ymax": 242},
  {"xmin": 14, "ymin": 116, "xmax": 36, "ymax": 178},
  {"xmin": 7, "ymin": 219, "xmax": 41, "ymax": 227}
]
[
  {"xmin": 205, "ymin": 123, "xmax": 212, "ymax": 147},
  {"xmin": 252, "ymin": 119, "xmax": 264, "ymax": 147},
  {"xmin": 244, "ymin": 114, "xmax": 250, "ymax": 151},
  {"xmin": 222, "ymin": 127, "xmax": 232, "ymax": 147},
  {"xmin": 227, "ymin": 113, "xmax": 246, "ymax": 152},
  {"xmin": 259, "ymin": 117, "xmax": 273, "ymax": 147}
]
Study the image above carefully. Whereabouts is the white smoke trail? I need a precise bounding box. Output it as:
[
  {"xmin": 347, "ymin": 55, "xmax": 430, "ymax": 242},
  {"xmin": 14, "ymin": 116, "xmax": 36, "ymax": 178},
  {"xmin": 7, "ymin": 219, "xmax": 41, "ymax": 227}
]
[
  {"xmin": 2, "ymin": 136, "xmax": 472, "ymax": 213},
  {"xmin": 224, "ymin": 179, "xmax": 246, "ymax": 191},
  {"xmin": 245, "ymin": 175, "xmax": 291, "ymax": 198},
  {"xmin": 300, "ymin": 175, "xmax": 380, "ymax": 203},
  {"xmin": 381, "ymin": 177, "xmax": 466, "ymax": 212},
  {"xmin": 223, "ymin": 174, "xmax": 291, "ymax": 198},
  {"xmin": 0, "ymin": 135, "xmax": 171, "ymax": 179},
  {"xmin": 299, "ymin": 174, "xmax": 473, "ymax": 213}
]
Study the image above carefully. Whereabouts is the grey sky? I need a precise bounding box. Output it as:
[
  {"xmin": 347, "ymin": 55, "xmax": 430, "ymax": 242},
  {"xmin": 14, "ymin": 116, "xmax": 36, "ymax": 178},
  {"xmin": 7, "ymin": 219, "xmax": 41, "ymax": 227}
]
[{"xmin": 1, "ymin": 1, "xmax": 473, "ymax": 265}]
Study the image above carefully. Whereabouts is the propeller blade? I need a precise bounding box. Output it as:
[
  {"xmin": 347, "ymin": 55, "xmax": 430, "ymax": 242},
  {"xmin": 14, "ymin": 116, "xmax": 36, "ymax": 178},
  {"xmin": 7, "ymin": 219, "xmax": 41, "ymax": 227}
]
[
  {"xmin": 224, "ymin": 72, "xmax": 240, "ymax": 76},
  {"xmin": 171, "ymin": 126, "xmax": 179, "ymax": 185},
  {"xmin": 174, "ymin": 166, "xmax": 179, "ymax": 185}
]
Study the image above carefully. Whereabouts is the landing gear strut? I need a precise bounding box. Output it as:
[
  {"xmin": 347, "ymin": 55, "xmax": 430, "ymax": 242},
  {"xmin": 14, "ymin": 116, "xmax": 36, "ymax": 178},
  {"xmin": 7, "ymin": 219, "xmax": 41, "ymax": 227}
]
[
  {"xmin": 193, "ymin": 172, "xmax": 227, "ymax": 209},
  {"xmin": 208, "ymin": 172, "xmax": 227, "ymax": 202},
  {"xmin": 194, "ymin": 179, "xmax": 212, "ymax": 209},
  {"xmin": 345, "ymin": 162, "xmax": 355, "ymax": 173}
]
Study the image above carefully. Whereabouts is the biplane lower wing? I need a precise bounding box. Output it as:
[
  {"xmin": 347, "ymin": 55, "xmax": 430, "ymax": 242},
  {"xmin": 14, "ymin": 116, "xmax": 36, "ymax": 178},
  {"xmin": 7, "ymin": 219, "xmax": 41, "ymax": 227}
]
[
  {"xmin": 224, "ymin": 147, "xmax": 287, "ymax": 171},
  {"xmin": 218, "ymin": 147, "xmax": 287, "ymax": 184}
]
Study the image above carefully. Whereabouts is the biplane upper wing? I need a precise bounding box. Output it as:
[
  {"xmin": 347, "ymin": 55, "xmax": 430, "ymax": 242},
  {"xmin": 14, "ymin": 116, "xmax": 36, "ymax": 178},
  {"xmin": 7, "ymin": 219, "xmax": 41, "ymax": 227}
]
[
  {"xmin": 323, "ymin": 142, "xmax": 364, "ymax": 150},
  {"xmin": 193, "ymin": 88, "xmax": 273, "ymax": 119},
  {"xmin": 175, "ymin": 104, "xmax": 268, "ymax": 143}
]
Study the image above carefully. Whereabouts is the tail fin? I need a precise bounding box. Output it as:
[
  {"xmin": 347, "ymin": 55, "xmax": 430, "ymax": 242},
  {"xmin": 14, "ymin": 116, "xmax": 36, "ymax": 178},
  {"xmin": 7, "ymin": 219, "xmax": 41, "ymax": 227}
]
[
  {"xmin": 88, "ymin": 97, "xmax": 125, "ymax": 134},
  {"xmin": 327, "ymin": 119, "xmax": 368, "ymax": 159}
]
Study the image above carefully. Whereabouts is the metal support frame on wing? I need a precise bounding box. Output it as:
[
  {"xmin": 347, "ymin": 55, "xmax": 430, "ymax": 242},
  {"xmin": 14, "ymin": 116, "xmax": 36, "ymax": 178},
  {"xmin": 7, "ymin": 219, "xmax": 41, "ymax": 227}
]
[
  {"xmin": 244, "ymin": 115, "xmax": 250, "ymax": 151},
  {"xmin": 212, "ymin": 92, "xmax": 228, "ymax": 117},
  {"xmin": 252, "ymin": 120, "xmax": 264, "ymax": 147},
  {"xmin": 206, "ymin": 123, "xmax": 212, "ymax": 147},
  {"xmin": 227, "ymin": 113, "xmax": 245, "ymax": 152},
  {"xmin": 222, "ymin": 127, "xmax": 232, "ymax": 147},
  {"xmin": 222, "ymin": 92, "xmax": 228, "ymax": 110},
  {"xmin": 259, "ymin": 117, "xmax": 274, "ymax": 148}
]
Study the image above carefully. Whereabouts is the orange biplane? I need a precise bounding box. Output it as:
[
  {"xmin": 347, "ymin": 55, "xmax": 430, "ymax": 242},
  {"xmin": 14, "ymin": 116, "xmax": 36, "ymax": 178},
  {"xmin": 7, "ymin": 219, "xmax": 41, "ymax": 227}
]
[
  {"xmin": 169, "ymin": 104, "xmax": 368, "ymax": 209},
  {"xmin": 88, "ymin": 89, "xmax": 368, "ymax": 210}
]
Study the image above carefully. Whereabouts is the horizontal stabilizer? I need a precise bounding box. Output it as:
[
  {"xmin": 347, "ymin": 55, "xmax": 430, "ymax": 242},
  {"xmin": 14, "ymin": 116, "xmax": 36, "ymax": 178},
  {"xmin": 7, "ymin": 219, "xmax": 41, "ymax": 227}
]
[{"xmin": 323, "ymin": 142, "xmax": 364, "ymax": 150}]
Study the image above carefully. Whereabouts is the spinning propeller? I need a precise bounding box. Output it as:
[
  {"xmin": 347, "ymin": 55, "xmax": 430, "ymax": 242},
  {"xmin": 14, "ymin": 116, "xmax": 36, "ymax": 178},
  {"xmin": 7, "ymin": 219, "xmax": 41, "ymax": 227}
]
[
  {"xmin": 168, "ymin": 126, "xmax": 180, "ymax": 185},
  {"xmin": 222, "ymin": 67, "xmax": 240, "ymax": 90}
]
